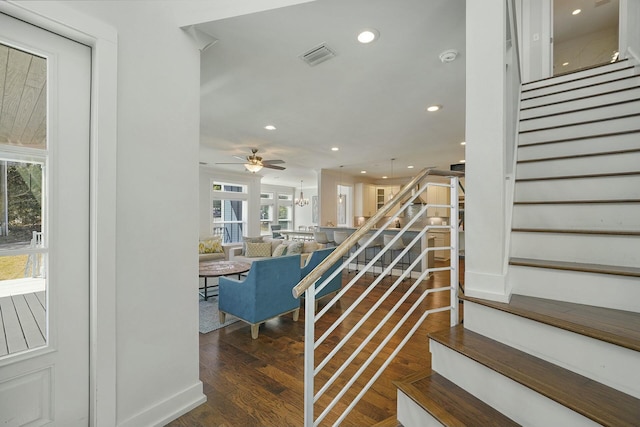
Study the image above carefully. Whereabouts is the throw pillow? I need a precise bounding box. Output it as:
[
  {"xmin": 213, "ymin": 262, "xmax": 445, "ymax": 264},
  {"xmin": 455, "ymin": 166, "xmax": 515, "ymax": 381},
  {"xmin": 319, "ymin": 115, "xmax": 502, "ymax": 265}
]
[
  {"xmin": 242, "ymin": 236, "xmax": 263, "ymax": 254},
  {"xmin": 199, "ymin": 236, "xmax": 223, "ymax": 254},
  {"xmin": 272, "ymin": 244, "xmax": 288, "ymax": 257},
  {"xmin": 245, "ymin": 242, "xmax": 272, "ymax": 258},
  {"xmin": 286, "ymin": 241, "xmax": 304, "ymax": 255}
]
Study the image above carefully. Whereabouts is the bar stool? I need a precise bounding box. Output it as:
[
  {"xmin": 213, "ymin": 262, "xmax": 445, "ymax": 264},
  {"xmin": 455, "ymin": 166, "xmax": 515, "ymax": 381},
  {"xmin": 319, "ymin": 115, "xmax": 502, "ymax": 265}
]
[
  {"xmin": 313, "ymin": 231, "xmax": 335, "ymax": 247},
  {"xmin": 383, "ymin": 234, "xmax": 411, "ymax": 278},
  {"xmin": 333, "ymin": 230, "xmax": 353, "ymax": 273},
  {"xmin": 357, "ymin": 234, "xmax": 382, "ymax": 276}
]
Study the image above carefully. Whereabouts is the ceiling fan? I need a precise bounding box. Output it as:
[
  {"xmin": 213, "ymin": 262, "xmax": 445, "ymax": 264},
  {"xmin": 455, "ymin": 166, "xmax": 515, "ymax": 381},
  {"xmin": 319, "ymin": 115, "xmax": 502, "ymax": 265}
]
[{"xmin": 216, "ymin": 148, "xmax": 286, "ymax": 173}]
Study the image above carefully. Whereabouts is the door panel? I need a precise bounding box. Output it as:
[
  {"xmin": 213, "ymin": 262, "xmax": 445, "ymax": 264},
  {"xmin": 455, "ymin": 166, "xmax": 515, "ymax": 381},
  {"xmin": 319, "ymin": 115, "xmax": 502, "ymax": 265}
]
[{"xmin": 0, "ymin": 12, "xmax": 90, "ymax": 426}]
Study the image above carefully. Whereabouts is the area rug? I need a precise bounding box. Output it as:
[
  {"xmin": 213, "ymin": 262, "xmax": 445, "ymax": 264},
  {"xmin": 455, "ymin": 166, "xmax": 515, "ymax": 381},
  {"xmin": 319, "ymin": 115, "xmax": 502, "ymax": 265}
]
[{"xmin": 199, "ymin": 296, "xmax": 240, "ymax": 334}]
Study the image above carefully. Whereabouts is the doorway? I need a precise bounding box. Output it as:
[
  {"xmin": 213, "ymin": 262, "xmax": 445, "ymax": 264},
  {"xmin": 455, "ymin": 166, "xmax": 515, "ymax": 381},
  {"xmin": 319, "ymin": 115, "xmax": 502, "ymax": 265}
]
[
  {"xmin": 553, "ymin": 0, "xmax": 620, "ymax": 75},
  {"xmin": 0, "ymin": 12, "xmax": 91, "ymax": 426}
]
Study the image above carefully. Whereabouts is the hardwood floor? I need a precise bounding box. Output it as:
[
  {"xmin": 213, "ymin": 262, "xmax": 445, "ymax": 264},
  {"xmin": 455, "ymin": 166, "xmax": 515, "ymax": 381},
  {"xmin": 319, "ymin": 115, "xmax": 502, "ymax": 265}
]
[{"xmin": 169, "ymin": 260, "xmax": 463, "ymax": 427}]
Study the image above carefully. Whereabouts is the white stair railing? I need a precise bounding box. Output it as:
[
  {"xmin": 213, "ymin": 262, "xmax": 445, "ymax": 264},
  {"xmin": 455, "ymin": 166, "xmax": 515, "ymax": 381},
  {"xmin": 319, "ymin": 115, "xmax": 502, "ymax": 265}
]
[{"xmin": 293, "ymin": 168, "xmax": 463, "ymax": 426}]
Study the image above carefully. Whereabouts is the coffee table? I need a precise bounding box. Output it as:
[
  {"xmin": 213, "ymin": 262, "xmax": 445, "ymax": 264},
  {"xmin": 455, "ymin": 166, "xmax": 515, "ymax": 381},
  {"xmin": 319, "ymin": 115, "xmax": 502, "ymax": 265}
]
[{"xmin": 199, "ymin": 260, "xmax": 251, "ymax": 301}]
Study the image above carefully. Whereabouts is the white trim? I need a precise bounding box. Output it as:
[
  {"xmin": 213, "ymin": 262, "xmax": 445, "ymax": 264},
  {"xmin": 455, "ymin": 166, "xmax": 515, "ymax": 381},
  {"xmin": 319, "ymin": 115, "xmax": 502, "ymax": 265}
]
[
  {"xmin": 117, "ymin": 382, "xmax": 206, "ymax": 427},
  {"xmin": 0, "ymin": 2, "xmax": 118, "ymax": 426}
]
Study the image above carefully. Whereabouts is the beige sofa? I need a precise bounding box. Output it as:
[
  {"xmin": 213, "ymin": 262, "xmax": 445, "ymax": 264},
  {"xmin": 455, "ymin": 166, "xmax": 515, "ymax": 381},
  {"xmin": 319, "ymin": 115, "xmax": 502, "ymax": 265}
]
[
  {"xmin": 229, "ymin": 237, "xmax": 325, "ymax": 266},
  {"xmin": 198, "ymin": 236, "xmax": 239, "ymax": 262}
]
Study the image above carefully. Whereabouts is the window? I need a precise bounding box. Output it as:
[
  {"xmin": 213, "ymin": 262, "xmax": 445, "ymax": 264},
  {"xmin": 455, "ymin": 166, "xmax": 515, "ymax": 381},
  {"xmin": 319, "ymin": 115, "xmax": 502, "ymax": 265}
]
[
  {"xmin": 260, "ymin": 192, "xmax": 274, "ymax": 234},
  {"xmin": 211, "ymin": 180, "xmax": 247, "ymax": 243},
  {"xmin": 260, "ymin": 186, "xmax": 294, "ymax": 234}
]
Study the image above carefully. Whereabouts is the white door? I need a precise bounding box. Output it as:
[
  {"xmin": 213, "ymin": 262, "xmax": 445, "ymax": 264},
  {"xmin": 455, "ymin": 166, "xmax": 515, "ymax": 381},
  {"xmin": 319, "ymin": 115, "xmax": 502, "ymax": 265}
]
[{"xmin": 0, "ymin": 12, "xmax": 90, "ymax": 426}]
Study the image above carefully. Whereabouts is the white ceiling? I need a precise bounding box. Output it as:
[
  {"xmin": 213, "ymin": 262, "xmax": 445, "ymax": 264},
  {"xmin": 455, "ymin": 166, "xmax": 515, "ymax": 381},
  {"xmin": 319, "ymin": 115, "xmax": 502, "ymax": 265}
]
[{"xmin": 197, "ymin": 0, "xmax": 467, "ymax": 187}]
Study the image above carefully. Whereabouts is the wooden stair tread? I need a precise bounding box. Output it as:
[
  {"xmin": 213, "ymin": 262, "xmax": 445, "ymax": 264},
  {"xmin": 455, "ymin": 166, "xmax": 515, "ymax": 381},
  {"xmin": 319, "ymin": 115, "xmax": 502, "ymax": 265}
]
[
  {"xmin": 509, "ymin": 257, "xmax": 640, "ymax": 278},
  {"xmin": 514, "ymin": 199, "xmax": 640, "ymax": 205},
  {"xmin": 429, "ymin": 326, "xmax": 640, "ymax": 427},
  {"xmin": 516, "ymin": 171, "xmax": 640, "ymax": 182},
  {"xmin": 518, "ymin": 129, "xmax": 640, "ymax": 147},
  {"xmin": 517, "ymin": 147, "xmax": 640, "ymax": 163},
  {"xmin": 511, "ymin": 228, "xmax": 640, "ymax": 236},
  {"xmin": 394, "ymin": 371, "xmax": 520, "ymax": 427},
  {"xmin": 461, "ymin": 293, "xmax": 640, "ymax": 352}
]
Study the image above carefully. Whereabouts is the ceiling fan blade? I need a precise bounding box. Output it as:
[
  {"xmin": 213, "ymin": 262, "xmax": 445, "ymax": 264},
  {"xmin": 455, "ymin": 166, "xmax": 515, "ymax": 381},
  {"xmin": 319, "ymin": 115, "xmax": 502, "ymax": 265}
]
[
  {"xmin": 215, "ymin": 162, "xmax": 246, "ymax": 165},
  {"xmin": 263, "ymin": 164, "xmax": 286, "ymax": 170},
  {"xmin": 262, "ymin": 159, "xmax": 285, "ymax": 164},
  {"xmin": 232, "ymin": 155, "xmax": 246, "ymax": 161}
]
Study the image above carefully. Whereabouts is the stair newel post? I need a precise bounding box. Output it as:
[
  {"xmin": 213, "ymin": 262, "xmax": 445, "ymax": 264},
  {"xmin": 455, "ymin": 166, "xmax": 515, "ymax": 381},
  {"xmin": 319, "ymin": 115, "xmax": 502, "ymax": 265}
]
[
  {"xmin": 449, "ymin": 175, "xmax": 459, "ymax": 326},
  {"xmin": 303, "ymin": 285, "xmax": 316, "ymax": 427}
]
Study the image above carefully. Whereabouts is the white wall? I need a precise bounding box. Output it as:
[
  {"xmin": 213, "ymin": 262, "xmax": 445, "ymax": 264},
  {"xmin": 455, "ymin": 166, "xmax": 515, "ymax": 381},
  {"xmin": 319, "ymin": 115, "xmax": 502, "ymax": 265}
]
[
  {"xmin": 554, "ymin": 26, "xmax": 618, "ymax": 73},
  {"xmin": 465, "ymin": 0, "xmax": 510, "ymax": 302},
  {"xmin": 620, "ymin": 0, "xmax": 640, "ymax": 61},
  {"xmin": 520, "ymin": 0, "xmax": 552, "ymax": 82}
]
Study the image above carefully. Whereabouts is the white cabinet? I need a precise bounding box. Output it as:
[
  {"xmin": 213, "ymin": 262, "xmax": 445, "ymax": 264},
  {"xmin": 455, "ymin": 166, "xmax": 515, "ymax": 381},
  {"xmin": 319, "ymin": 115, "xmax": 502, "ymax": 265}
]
[
  {"xmin": 429, "ymin": 230, "xmax": 451, "ymax": 260},
  {"xmin": 427, "ymin": 185, "xmax": 450, "ymax": 217},
  {"xmin": 376, "ymin": 185, "xmax": 401, "ymax": 215},
  {"xmin": 354, "ymin": 183, "xmax": 376, "ymax": 217}
]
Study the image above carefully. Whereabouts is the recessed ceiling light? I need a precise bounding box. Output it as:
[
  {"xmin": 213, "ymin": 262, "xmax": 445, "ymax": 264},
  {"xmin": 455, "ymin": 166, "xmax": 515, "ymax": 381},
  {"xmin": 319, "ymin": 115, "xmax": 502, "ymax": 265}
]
[
  {"xmin": 382, "ymin": 175, "xmax": 388, "ymax": 179},
  {"xmin": 460, "ymin": 141, "xmax": 466, "ymax": 145},
  {"xmin": 562, "ymin": 62, "xmax": 569, "ymax": 66},
  {"xmin": 407, "ymin": 165, "xmax": 414, "ymax": 169},
  {"xmin": 572, "ymin": 9, "xmax": 581, "ymax": 15},
  {"xmin": 426, "ymin": 105, "xmax": 441, "ymax": 112},
  {"xmin": 360, "ymin": 170, "xmax": 367, "ymax": 174},
  {"xmin": 331, "ymin": 147, "xmax": 339, "ymax": 151},
  {"xmin": 460, "ymin": 159, "xmax": 466, "ymax": 163},
  {"xmin": 264, "ymin": 125, "xmax": 276, "ymax": 130},
  {"xmin": 357, "ymin": 29, "xmax": 379, "ymax": 44}
]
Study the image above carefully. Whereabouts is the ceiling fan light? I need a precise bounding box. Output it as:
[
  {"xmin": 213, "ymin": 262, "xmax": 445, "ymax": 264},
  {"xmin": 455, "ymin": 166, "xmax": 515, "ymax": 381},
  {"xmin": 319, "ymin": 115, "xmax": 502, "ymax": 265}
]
[{"xmin": 245, "ymin": 163, "xmax": 263, "ymax": 173}]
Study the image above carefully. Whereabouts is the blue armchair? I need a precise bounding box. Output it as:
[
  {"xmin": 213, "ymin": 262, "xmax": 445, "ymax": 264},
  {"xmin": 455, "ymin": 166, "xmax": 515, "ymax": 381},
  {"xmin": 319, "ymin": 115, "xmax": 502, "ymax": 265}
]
[
  {"xmin": 301, "ymin": 247, "xmax": 342, "ymax": 311},
  {"xmin": 218, "ymin": 254, "xmax": 302, "ymax": 339}
]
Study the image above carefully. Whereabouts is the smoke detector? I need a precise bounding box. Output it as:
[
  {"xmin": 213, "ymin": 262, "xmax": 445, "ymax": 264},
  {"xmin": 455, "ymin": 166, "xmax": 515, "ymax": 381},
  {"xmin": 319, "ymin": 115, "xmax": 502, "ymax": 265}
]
[{"xmin": 439, "ymin": 49, "xmax": 458, "ymax": 63}]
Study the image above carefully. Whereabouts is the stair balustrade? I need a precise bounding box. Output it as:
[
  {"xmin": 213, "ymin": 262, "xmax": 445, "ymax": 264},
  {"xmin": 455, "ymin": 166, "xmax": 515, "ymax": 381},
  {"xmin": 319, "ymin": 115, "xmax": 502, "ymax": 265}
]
[{"xmin": 292, "ymin": 167, "xmax": 463, "ymax": 426}]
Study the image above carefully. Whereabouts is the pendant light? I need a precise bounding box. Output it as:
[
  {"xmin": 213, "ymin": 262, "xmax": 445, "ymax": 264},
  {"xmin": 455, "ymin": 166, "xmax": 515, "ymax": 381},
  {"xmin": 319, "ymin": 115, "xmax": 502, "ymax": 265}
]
[
  {"xmin": 295, "ymin": 180, "xmax": 309, "ymax": 207},
  {"xmin": 388, "ymin": 158, "xmax": 396, "ymax": 200},
  {"xmin": 338, "ymin": 166, "xmax": 345, "ymax": 203}
]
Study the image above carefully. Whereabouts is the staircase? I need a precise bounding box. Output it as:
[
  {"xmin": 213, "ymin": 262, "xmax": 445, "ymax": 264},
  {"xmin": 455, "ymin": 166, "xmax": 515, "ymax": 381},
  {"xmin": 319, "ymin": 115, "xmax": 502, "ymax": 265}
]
[{"xmin": 395, "ymin": 60, "xmax": 640, "ymax": 426}]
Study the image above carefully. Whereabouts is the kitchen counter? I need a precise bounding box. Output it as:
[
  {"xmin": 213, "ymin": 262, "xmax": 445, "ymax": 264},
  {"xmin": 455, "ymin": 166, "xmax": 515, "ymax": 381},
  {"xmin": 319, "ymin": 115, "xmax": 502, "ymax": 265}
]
[{"xmin": 319, "ymin": 226, "xmax": 436, "ymax": 277}]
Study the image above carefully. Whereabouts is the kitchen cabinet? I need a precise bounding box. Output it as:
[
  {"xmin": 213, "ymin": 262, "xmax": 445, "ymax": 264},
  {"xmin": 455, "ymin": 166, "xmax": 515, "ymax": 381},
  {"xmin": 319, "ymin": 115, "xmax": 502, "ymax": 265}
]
[
  {"xmin": 428, "ymin": 230, "xmax": 451, "ymax": 260},
  {"xmin": 376, "ymin": 185, "xmax": 401, "ymax": 215},
  {"xmin": 354, "ymin": 183, "xmax": 376, "ymax": 217},
  {"xmin": 427, "ymin": 185, "xmax": 451, "ymax": 217}
]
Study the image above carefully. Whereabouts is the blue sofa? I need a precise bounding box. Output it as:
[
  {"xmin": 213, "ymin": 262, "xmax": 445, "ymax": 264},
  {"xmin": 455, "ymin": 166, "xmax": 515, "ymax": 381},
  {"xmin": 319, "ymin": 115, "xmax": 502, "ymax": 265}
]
[
  {"xmin": 218, "ymin": 254, "xmax": 302, "ymax": 339},
  {"xmin": 301, "ymin": 247, "xmax": 342, "ymax": 311}
]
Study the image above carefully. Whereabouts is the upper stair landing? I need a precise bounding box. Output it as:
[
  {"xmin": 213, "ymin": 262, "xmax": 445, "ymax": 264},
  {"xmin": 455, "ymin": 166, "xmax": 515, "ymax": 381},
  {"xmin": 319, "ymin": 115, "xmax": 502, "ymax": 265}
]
[{"xmin": 522, "ymin": 60, "xmax": 633, "ymax": 94}]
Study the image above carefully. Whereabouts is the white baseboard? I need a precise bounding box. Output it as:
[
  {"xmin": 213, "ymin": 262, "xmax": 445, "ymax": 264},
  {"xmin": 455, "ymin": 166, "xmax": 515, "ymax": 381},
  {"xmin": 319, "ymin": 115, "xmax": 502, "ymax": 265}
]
[{"xmin": 118, "ymin": 381, "xmax": 205, "ymax": 427}]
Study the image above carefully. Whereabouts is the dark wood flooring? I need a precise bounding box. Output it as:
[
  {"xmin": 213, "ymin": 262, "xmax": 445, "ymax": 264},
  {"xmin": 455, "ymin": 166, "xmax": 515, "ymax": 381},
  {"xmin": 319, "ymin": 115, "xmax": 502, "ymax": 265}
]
[{"xmin": 168, "ymin": 260, "xmax": 463, "ymax": 427}]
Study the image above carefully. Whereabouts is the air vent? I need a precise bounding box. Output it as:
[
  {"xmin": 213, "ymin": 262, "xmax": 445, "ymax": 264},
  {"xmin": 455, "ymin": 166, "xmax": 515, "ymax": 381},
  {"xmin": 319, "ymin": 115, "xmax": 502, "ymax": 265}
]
[
  {"xmin": 595, "ymin": 0, "xmax": 610, "ymax": 6},
  {"xmin": 300, "ymin": 43, "xmax": 336, "ymax": 67}
]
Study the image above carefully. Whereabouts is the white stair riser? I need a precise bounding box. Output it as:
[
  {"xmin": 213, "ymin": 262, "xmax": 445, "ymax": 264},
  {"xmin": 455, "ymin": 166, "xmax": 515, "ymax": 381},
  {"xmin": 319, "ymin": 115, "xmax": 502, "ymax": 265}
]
[
  {"xmin": 430, "ymin": 340, "xmax": 600, "ymax": 427},
  {"xmin": 519, "ymin": 99, "xmax": 640, "ymax": 131},
  {"xmin": 514, "ymin": 175, "xmax": 640, "ymax": 202},
  {"xmin": 464, "ymin": 302, "xmax": 640, "ymax": 399},
  {"xmin": 516, "ymin": 151, "xmax": 640, "ymax": 179},
  {"xmin": 521, "ymin": 86, "xmax": 640, "ymax": 120},
  {"xmin": 510, "ymin": 232, "xmax": 639, "ymax": 267},
  {"xmin": 512, "ymin": 203, "xmax": 640, "ymax": 231},
  {"xmin": 397, "ymin": 392, "xmax": 442, "ymax": 427},
  {"xmin": 521, "ymin": 76, "xmax": 640, "ymax": 109},
  {"xmin": 522, "ymin": 62, "xmax": 633, "ymax": 91},
  {"xmin": 522, "ymin": 67, "xmax": 636, "ymax": 99},
  {"xmin": 508, "ymin": 266, "xmax": 640, "ymax": 312},
  {"xmin": 519, "ymin": 116, "xmax": 640, "ymax": 146},
  {"xmin": 517, "ymin": 132, "xmax": 640, "ymax": 161}
]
